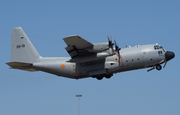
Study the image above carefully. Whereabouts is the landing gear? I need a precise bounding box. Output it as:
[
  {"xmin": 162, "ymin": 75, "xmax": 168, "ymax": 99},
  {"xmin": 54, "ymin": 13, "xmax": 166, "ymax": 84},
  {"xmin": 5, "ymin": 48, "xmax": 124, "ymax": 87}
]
[
  {"xmin": 94, "ymin": 74, "xmax": 113, "ymax": 80},
  {"xmin": 156, "ymin": 64, "xmax": 162, "ymax": 70},
  {"xmin": 105, "ymin": 74, "xmax": 113, "ymax": 79},
  {"xmin": 96, "ymin": 76, "xmax": 103, "ymax": 80},
  {"xmin": 147, "ymin": 64, "xmax": 162, "ymax": 72},
  {"xmin": 105, "ymin": 75, "xmax": 111, "ymax": 79}
]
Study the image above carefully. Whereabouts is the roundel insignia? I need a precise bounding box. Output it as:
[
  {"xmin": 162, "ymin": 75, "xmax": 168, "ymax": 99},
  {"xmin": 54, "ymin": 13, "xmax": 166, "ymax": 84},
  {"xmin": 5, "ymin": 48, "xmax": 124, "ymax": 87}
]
[
  {"xmin": 61, "ymin": 64, "xmax": 65, "ymax": 69},
  {"xmin": 114, "ymin": 56, "xmax": 119, "ymax": 62}
]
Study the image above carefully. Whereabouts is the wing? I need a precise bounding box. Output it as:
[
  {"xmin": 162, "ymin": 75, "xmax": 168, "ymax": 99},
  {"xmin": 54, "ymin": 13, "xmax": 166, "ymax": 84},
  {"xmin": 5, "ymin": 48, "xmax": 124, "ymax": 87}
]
[{"xmin": 63, "ymin": 35, "xmax": 94, "ymax": 58}]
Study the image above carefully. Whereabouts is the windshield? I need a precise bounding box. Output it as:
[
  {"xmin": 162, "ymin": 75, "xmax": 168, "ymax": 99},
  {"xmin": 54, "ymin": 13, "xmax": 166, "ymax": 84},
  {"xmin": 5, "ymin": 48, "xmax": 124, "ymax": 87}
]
[{"xmin": 154, "ymin": 45, "xmax": 166, "ymax": 52}]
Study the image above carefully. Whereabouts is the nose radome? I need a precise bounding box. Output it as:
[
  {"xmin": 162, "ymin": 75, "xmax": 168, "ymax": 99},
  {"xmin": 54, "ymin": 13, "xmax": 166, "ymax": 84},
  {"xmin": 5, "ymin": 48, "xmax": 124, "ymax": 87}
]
[{"xmin": 165, "ymin": 51, "xmax": 175, "ymax": 61}]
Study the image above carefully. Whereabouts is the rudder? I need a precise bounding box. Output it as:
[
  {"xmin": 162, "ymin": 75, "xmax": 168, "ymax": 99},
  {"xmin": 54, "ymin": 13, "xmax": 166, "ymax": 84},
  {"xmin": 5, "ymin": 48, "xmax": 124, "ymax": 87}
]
[{"xmin": 11, "ymin": 27, "xmax": 41, "ymax": 63}]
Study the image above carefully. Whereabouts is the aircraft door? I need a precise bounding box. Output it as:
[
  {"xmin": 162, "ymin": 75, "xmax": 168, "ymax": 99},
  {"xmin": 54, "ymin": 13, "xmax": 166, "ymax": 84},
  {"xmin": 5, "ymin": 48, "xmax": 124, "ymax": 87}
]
[
  {"xmin": 71, "ymin": 64, "xmax": 78, "ymax": 76},
  {"xmin": 143, "ymin": 51, "xmax": 158, "ymax": 67}
]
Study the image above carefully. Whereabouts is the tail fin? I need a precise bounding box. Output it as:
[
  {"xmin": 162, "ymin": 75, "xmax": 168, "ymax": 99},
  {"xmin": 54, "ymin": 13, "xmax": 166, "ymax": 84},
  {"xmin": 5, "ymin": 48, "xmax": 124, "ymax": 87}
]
[{"xmin": 11, "ymin": 27, "xmax": 41, "ymax": 63}]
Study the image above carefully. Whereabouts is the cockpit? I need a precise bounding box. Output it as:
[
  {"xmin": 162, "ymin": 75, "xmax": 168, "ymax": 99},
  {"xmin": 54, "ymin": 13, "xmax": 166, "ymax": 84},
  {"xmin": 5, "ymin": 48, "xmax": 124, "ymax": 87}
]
[{"xmin": 154, "ymin": 45, "xmax": 166, "ymax": 52}]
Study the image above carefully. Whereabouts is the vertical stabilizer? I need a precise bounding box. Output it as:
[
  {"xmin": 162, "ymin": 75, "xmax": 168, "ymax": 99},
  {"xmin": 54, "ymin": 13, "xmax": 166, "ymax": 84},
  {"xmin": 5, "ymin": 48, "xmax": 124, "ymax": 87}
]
[{"xmin": 11, "ymin": 27, "xmax": 41, "ymax": 63}]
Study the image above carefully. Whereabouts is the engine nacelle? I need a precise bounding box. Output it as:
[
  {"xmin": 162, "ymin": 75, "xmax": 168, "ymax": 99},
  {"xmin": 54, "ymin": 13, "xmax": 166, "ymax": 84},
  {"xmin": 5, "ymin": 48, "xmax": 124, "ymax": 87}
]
[
  {"xmin": 68, "ymin": 52, "xmax": 112, "ymax": 63},
  {"xmin": 86, "ymin": 43, "xmax": 109, "ymax": 52}
]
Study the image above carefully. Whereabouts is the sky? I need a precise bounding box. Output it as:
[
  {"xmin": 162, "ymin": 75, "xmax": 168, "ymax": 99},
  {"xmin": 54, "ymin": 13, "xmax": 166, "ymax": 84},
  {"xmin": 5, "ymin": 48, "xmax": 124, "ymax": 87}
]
[{"xmin": 0, "ymin": 0, "xmax": 180, "ymax": 115}]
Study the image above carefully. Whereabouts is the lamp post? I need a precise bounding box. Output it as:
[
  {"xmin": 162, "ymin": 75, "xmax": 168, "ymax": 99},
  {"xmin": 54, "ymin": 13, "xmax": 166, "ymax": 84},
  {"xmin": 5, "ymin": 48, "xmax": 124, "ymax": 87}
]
[{"xmin": 76, "ymin": 94, "xmax": 82, "ymax": 115}]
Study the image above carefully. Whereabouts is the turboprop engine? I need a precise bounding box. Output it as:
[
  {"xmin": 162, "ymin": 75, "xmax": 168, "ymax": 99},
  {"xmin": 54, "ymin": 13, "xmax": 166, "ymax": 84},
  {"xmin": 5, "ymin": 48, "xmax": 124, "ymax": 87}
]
[
  {"xmin": 85, "ymin": 36, "xmax": 115, "ymax": 53},
  {"xmin": 85, "ymin": 43, "xmax": 109, "ymax": 52}
]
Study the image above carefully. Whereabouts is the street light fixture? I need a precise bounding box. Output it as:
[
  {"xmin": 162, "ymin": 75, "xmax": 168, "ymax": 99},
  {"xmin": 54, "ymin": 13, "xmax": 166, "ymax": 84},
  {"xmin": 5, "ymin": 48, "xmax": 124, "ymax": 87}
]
[{"xmin": 76, "ymin": 94, "xmax": 82, "ymax": 115}]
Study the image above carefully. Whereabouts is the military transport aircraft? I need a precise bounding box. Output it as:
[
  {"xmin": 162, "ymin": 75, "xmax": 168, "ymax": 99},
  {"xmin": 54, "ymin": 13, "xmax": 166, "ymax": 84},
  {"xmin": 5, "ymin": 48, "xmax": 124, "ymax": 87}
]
[{"xmin": 6, "ymin": 27, "xmax": 175, "ymax": 80}]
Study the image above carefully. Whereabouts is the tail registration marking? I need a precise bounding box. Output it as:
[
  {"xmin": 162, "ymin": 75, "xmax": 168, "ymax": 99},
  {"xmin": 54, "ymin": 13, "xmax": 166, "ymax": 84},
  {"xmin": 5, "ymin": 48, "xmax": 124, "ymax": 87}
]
[{"xmin": 16, "ymin": 44, "xmax": 25, "ymax": 49}]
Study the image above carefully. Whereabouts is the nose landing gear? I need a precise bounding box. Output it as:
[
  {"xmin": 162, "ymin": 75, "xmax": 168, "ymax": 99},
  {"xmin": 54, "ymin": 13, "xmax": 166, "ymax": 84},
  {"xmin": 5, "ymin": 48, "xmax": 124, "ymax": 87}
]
[
  {"xmin": 156, "ymin": 64, "xmax": 162, "ymax": 70},
  {"xmin": 147, "ymin": 64, "xmax": 162, "ymax": 72}
]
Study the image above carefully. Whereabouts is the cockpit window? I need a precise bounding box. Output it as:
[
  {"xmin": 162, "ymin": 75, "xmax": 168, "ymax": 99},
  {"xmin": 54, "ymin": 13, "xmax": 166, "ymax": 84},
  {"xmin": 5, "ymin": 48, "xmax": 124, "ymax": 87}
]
[
  {"xmin": 154, "ymin": 45, "xmax": 165, "ymax": 52},
  {"xmin": 154, "ymin": 45, "xmax": 159, "ymax": 49}
]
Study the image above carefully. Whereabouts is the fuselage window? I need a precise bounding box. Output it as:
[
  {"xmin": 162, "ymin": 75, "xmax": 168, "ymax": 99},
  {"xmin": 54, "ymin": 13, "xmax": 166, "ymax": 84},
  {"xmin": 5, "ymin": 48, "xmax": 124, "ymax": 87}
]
[
  {"xmin": 154, "ymin": 46, "xmax": 157, "ymax": 50},
  {"xmin": 162, "ymin": 49, "xmax": 165, "ymax": 52},
  {"xmin": 154, "ymin": 45, "xmax": 163, "ymax": 50},
  {"xmin": 154, "ymin": 45, "xmax": 159, "ymax": 49},
  {"xmin": 158, "ymin": 51, "xmax": 163, "ymax": 54},
  {"xmin": 161, "ymin": 46, "xmax": 165, "ymax": 52}
]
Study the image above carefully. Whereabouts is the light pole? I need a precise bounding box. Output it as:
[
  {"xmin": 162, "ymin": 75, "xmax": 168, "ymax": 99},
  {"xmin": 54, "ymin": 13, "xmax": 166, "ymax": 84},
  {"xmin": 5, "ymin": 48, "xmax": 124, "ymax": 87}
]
[{"xmin": 76, "ymin": 94, "xmax": 82, "ymax": 115}]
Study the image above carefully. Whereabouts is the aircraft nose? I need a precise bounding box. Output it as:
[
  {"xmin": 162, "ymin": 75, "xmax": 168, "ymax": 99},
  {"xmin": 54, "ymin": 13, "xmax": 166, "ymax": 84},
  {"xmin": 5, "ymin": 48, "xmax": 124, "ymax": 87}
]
[{"xmin": 165, "ymin": 51, "xmax": 175, "ymax": 61}]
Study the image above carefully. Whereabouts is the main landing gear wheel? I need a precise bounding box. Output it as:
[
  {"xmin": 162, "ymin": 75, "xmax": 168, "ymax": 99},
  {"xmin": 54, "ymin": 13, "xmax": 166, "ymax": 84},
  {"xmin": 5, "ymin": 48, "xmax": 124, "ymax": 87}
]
[
  {"xmin": 105, "ymin": 76, "xmax": 111, "ymax": 79},
  {"xmin": 156, "ymin": 64, "xmax": 162, "ymax": 70},
  {"xmin": 96, "ymin": 77, "xmax": 103, "ymax": 80},
  {"xmin": 105, "ymin": 74, "xmax": 112, "ymax": 79}
]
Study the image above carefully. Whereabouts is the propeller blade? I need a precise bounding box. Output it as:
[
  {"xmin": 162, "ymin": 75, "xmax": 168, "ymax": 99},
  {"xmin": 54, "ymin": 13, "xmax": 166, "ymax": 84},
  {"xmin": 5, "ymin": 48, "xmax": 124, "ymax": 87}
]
[
  {"xmin": 114, "ymin": 40, "xmax": 117, "ymax": 50},
  {"xmin": 107, "ymin": 36, "xmax": 114, "ymax": 48},
  {"xmin": 107, "ymin": 35, "xmax": 110, "ymax": 41},
  {"xmin": 147, "ymin": 67, "xmax": 155, "ymax": 72},
  {"xmin": 114, "ymin": 40, "xmax": 121, "ymax": 51},
  {"xmin": 163, "ymin": 61, "xmax": 167, "ymax": 68},
  {"xmin": 114, "ymin": 39, "xmax": 121, "ymax": 58}
]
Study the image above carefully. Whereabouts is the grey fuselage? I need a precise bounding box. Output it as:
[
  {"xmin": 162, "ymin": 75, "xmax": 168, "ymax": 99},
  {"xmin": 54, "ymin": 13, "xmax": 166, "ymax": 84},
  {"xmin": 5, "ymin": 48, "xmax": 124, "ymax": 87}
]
[{"xmin": 32, "ymin": 44, "xmax": 165, "ymax": 79}]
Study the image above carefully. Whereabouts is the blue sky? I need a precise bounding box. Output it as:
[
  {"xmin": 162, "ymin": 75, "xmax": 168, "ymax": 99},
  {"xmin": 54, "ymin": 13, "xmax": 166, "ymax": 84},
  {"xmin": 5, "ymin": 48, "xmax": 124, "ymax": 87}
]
[{"xmin": 0, "ymin": 0, "xmax": 179, "ymax": 115}]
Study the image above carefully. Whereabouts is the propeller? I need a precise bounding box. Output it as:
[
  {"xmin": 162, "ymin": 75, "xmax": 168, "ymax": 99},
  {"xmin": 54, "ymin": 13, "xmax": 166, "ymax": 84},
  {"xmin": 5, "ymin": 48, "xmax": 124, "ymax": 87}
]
[
  {"xmin": 163, "ymin": 60, "xmax": 167, "ymax": 68},
  {"xmin": 163, "ymin": 51, "xmax": 175, "ymax": 68},
  {"xmin": 107, "ymin": 36, "xmax": 114, "ymax": 49},
  {"xmin": 107, "ymin": 36, "xmax": 114, "ymax": 54},
  {"xmin": 114, "ymin": 39, "xmax": 121, "ymax": 58},
  {"xmin": 147, "ymin": 67, "xmax": 155, "ymax": 72}
]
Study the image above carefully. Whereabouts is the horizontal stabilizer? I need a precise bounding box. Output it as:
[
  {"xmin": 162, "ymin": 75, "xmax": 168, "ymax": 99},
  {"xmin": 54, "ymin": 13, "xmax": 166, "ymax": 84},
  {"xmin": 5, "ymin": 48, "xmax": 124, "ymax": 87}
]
[{"xmin": 6, "ymin": 62, "xmax": 38, "ymax": 72}]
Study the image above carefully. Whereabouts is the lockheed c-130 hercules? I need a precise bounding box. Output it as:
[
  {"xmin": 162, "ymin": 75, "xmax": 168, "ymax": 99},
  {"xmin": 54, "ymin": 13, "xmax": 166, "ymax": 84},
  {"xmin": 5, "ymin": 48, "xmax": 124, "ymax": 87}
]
[{"xmin": 6, "ymin": 27, "xmax": 175, "ymax": 80}]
